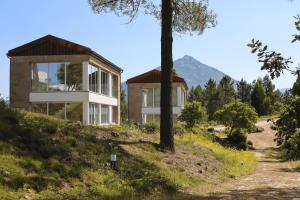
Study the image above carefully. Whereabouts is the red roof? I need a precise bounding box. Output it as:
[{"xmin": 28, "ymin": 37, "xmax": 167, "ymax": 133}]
[
  {"xmin": 7, "ymin": 35, "xmax": 122, "ymax": 72},
  {"xmin": 126, "ymin": 69, "xmax": 188, "ymax": 89}
]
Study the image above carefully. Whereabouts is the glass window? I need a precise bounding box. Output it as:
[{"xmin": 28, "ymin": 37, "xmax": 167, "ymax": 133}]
[
  {"xmin": 146, "ymin": 88, "xmax": 154, "ymax": 107},
  {"xmin": 66, "ymin": 63, "xmax": 83, "ymax": 91},
  {"xmin": 31, "ymin": 103, "xmax": 47, "ymax": 114},
  {"xmin": 112, "ymin": 75, "xmax": 118, "ymax": 98},
  {"xmin": 101, "ymin": 71, "xmax": 109, "ymax": 95},
  {"xmin": 32, "ymin": 63, "xmax": 48, "ymax": 91},
  {"xmin": 154, "ymin": 88, "xmax": 160, "ymax": 107},
  {"xmin": 172, "ymin": 87, "xmax": 178, "ymax": 106},
  {"xmin": 48, "ymin": 103, "xmax": 66, "ymax": 119},
  {"xmin": 89, "ymin": 103, "xmax": 99, "ymax": 125},
  {"xmin": 66, "ymin": 103, "xmax": 82, "ymax": 122},
  {"xmin": 48, "ymin": 63, "xmax": 66, "ymax": 91},
  {"xmin": 112, "ymin": 106, "xmax": 118, "ymax": 124},
  {"xmin": 101, "ymin": 104, "xmax": 109, "ymax": 124},
  {"xmin": 89, "ymin": 65, "xmax": 98, "ymax": 93}
]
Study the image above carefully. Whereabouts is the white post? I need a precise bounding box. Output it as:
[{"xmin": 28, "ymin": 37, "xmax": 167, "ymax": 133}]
[
  {"xmin": 98, "ymin": 104, "xmax": 101, "ymax": 125},
  {"xmin": 142, "ymin": 114, "xmax": 147, "ymax": 124},
  {"xmin": 83, "ymin": 101, "xmax": 89, "ymax": 125},
  {"xmin": 177, "ymin": 86, "xmax": 182, "ymax": 107},
  {"xmin": 82, "ymin": 62, "xmax": 89, "ymax": 91},
  {"xmin": 108, "ymin": 73, "xmax": 112, "ymax": 97},
  {"xmin": 142, "ymin": 90, "xmax": 147, "ymax": 107},
  {"xmin": 98, "ymin": 69, "xmax": 101, "ymax": 94}
]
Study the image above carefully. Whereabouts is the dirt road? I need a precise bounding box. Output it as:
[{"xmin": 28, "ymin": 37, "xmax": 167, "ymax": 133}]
[{"xmin": 184, "ymin": 121, "xmax": 300, "ymax": 199}]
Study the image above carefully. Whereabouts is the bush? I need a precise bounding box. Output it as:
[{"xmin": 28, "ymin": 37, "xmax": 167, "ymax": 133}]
[
  {"xmin": 178, "ymin": 102, "xmax": 207, "ymax": 129},
  {"xmin": 141, "ymin": 123, "xmax": 159, "ymax": 134},
  {"xmin": 228, "ymin": 129, "xmax": 248, "ymax": 150},
  {"xmin": 286, "ymin": 129, "xmax": 300, "ymax": 160},
  {"xmin": 214, "ymin": 100, "xmax": 258, "ymax": 134},
  {"xmin": 173, "ymin": 123, "xmax": 185, "ymax": 135}
]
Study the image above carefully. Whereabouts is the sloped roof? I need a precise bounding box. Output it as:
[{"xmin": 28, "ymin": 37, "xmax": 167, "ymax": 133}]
[
  {"xmin": 126, "ymin": 69, "xmax": 188, "ymax": 89},
  {"xmin": 7, "ymin": 35, "xmax": 122, "ymax": 72}
]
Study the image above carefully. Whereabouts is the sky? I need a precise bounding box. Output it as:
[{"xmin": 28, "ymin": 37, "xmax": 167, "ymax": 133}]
[{"xmin": 1, "ymin": 0, "xmax": 299, "ymax": 98}]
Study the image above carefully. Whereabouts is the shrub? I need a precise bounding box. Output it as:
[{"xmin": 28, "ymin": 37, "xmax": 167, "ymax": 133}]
[
  {"xmin": 141, "ymin": 123, "xmax": 159, "ymax": 133},
  {"xmin": 286, "ymin": 129, "xmax": 300, "ymax": 160},
  {"xmin": 173, "ymin": 123, "xmax": 185, "ymax": 135},
  {"xmin": 178, "ymin": 102, "xmax": 207, "ymax": 129},
  {"xmin": 228, "ymin": 129, "xmax": 248, "ymax": 150},
  {"xmin": 214, "ymin": 100, "xmax": 258, "ymax": 135}
]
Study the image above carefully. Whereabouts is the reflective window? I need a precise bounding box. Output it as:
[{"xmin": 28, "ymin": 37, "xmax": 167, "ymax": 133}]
[
  {"xmin": 48, "ymin": 103, "xmax": 66, "ymax": 119},
  {"xmin": 154, "ymin": 88, "xmax": 160, "ymax": 107},
  {"xmin": 66, "ymin": 63, "xmax": 83, "ymax": 91},
  {"xmin": 172, "ymin": 87, "xmax": 178, "ymax": 106},
  {"xmin": 146, "ymin": 88, "xmax": 154, "ymax": 107},
  {"xmin": 31, "ymin": 103, "xmax": 47, "ymax": 114},
  {"xmin": 32, "ymin": 63, "xmax": 48, "ymax": 91},
  {"xmin": 112, "ymin": 75, "xmax": 118, "ymax": 98},
  {"xmin": 48, "ymin": 63, "xmax": 66, "ymax": 91},
  {"xmin": 101, "ymin": 71, "xmax": 109, "ymax": 95},
  {"xmin": 101, "ymin": 104, "xmax": 109, "ymax": 124},
  {"xmin": 89, "ymin": 103, "xmax": 99, "ymax": 125},
  {"xmin": 66, "ymin": 103, "xmax": 83, "ymax": 122},
  {"xmin": 112, "ymin": 106, "xmax": 118, "ymax": 124},
  {"xmin": 89, "ymin": 65, "xmax": 98, "ymax": 92}
]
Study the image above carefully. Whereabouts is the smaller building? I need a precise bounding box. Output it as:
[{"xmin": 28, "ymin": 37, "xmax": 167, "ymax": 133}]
[{"xmin": 126, "ymin": 70, "xmax": 188, "ymax": 124}]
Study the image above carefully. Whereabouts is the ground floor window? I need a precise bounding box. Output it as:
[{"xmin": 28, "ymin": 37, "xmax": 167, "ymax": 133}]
[
  {"xmin": 101, "ymin": 104, "xmax": 109, "ymax": 124},
  {"xmin": 31, "ymin": 102, "xmax": 83, "ymax": 122},
  {"xmin": 89, "ymin": 103, "xmax": 99, "ymax": 125}
]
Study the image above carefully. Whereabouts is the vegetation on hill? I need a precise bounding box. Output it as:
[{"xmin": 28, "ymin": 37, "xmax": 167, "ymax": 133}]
[{"xmin": 0, "ymin": 99, "xmax": 256, "ymax": 199}]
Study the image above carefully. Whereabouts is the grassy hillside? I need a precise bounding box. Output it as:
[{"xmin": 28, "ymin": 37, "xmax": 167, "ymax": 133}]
[{"xmin": 0, "ymin": 102, "xmax": 256, "ymax": 200}]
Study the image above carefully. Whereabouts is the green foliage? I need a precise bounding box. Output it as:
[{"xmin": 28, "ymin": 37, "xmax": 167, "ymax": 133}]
[
  {"xmin": 276, "ymin": 96, "xmax": 300, "ymax": 153},
  {"xmin": 251, "ymin": 79, "xmax": 266, "ymax": 116},
  {"xmin": 214, "ymin": 100, "xmax": 258, "ymax": 134},
  {"xmin": 216, "ymin": 75, "xmax": 235, "ymax": 108},
  {"xmin": 173, "ymin": 123, "xmax": 186, "ymax": 135},
  {"xmin": 120, "ymin": 89, "xmax": 128, "ymax": 123},
  {"xmin": 286, "ymin": 129, "xmax": 300, "ymax": 160},
  {"xmin": 188, "ymin": 85, "xmax": 204, "ymax": 103},
  {"xmin": 236, "ymin": 78, "xmax": 252, "ymax": 104},
  {"xmin": 141, "ymin": 122, "xmax": 160, "ymax": 133},
  {"xmin": 228, "ymin": 129, "xmax": 248, "ymax": 150},
  {"xmin": 178, "ymin": 102, "xmax": 207, "ymax": 129},
  {"xmin": 203, "ymin": 79, "xmax": 218, "ymax": 120},
  {"xmin": 292, "ymin": 75, "xmax": 300, "ymax": 96}
]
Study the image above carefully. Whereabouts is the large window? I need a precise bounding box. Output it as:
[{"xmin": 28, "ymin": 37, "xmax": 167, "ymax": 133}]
[
  {"xmin": 32, "ymin": 63, "xmax": 48, "ymax": 91},
  {"xmin": 112, "ymin": 106, "xmax": 118, "ymax": 124},
  {"xmin": 89, "ymin": 65, "xmax": 98, "ymax": 93},
  {"xmin": 89, "ymin": 103, "xmax": 99, "ymax": 125},
  {"xmin": 101, "ymin": 71, "xmax": 109, "ymax": 95},
  {"xmin": 31, "ymin": 102, "xmax": 82, "ymax": 122},
  {"xmin": 142, "ymin": 88, "xmax": 160, "ymax": 107},
  {"xmin": 154, "ymin": 88, "xmax": 160, "ymax": 107},
  {"xmin": 31, "ymin": 63, "xmax": 82, "ymax": 92},
  {"xmin": 112, "ymin": 75, "xmax": 118, "ymax": 98},
  {"xmin": 146, "ymin": 88, "xmax": 154, "ymax": 107},
  {"xmin": 48, "ymin": 103, "xmax": 66, "ymax": 119},
  {"xmin": 172, "ymin": 87, "xmax": 178, "ymax": 106},
  {"xmin": 101, "ymin": 104, "xmax": 109, "ymax": 124}
]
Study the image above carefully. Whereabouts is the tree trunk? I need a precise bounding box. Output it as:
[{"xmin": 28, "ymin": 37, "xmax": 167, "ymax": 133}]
[{"xmin": 160, "ymin": 0, "xmax": 174, "ymax": 151}]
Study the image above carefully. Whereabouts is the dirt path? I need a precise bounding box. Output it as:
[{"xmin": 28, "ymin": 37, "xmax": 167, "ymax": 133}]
[{"xmin": 183, "ymin": 121, "xmax": 300, "ymax": 199}]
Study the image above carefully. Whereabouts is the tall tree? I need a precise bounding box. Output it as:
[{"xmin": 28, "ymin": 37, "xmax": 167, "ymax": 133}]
[
  {"xmin": 120, "ymin": 89, "xmax": 128, "ymax": 122},
  {"xmin": 89, "ymin": 0, "xmax": 216, "ymax": 151},
  {"xmin": 203, "ymin": 79, "xmax": 218, "ymax": 120},
  {"xmin": 188, "ymin": 86, "xmax": 195, "ymax": 102},
  {"xmin": 292, "ymin": 74, "xmax": 300, "ymax": 96},
  {"xmin": 251, "ymin": 79, "xmax": 266, "ymax": 116},
  {"xmin": 236, "ymin": 78, "xmax": 252, "ymax": 103},
  {"xmin": 216, "ymin": 75, "xmax": 235, "ymax": 108}
]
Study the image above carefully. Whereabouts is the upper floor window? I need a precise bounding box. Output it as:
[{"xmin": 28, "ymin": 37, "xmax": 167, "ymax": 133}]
[
  {"xmin": 142, "ymin": 87, "xmax": 177, "ymax": 107},
  {"xmin": 101, "ymin": 71, "xmax": 109, "ymax": 95},
  {"xmin": 88, "ymin": 65, "xmax": 98, "ymax": 93},
  {"xmin": 31, "ymin": 63, "xmax": 82, "ymax": 92}
]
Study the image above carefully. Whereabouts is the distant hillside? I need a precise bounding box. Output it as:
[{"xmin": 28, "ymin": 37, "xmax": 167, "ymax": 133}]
[{"xmin": 122, "ymin": 55, "xmax": 236, "ymax": 97}]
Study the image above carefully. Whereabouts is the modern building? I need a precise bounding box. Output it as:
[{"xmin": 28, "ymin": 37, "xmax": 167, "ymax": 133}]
[
  {"xmin": 7, "ymin": 35, "xmax": 122, "ymax": 125},
  {"xmin": 126, "ymin": 70, "xmax": 188, "ymax": 124}
]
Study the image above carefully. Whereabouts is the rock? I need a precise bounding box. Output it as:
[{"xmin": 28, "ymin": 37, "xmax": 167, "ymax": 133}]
[{"xmin": 111, "ymin": 131, "xmax": 120, "ymax": 137}]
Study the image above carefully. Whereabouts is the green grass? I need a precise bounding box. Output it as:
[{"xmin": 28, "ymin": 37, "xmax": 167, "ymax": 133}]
[
  {"xmin": 0, "ymin": 103, "xmax": 257, "ymax": 199},
  {"xmin": 178, "ymin": 134, "xmax": 257, "ymax": 179}
]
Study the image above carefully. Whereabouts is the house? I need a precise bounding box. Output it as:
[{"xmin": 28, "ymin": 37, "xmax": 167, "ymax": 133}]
[
  {"xmin": 7, "ymin": 35, "xmax": 122, "ymax": 125},
  {"xmin": 126, "ymin": 70, "xmax": 188, "ymax": 124}
]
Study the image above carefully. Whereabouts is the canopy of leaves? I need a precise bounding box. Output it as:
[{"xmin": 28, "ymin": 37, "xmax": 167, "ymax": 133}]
[
  {"xmin": 214, "ymin": 100, "xmax": 258, "ymax": 133},
  {"xmin": 178, "ymin": 101, "xmax": 207, "ymax": 129},
  {"xmin": 88, "ymin": 0, "xmax": 216, "ymax": 34}
]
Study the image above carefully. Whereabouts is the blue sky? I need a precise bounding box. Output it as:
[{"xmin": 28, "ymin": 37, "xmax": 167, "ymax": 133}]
[{"xmin": 1, "ymin": 0, "xmax": 299, "ymax": 98}]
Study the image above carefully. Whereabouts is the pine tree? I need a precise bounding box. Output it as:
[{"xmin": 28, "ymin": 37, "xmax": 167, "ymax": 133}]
[
  {"xmin": 251, "ymin": 79, "xmax": 266, "ymax": 116},
  {"xmin": 216, "ymin": 75, "xmax": 235, "ymax": 108},
  {"xmin": 236, "ymin": 78, "xmax": 252, "ymax": 104},
  {"xmin": 292, "ymin": 74, "xmax": 300, "ymax": 96},
  {"xmin": 203, "ymin": 79, "xmax": 218, "ymax": 120}
]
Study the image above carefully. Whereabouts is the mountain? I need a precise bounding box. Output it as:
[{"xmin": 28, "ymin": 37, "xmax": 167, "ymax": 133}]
[{"xmin": 122, "ymin": 55, "xmax": 236, "ymax": 97}]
